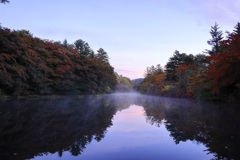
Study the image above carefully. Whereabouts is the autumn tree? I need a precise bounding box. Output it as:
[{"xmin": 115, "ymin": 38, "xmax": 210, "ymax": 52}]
[
  {"xmin": 165, "ymin": 50, "xmax": 194, "ymax": 82},
  {"xmin": 138, "ymin": 64, "xmax": 165, "ymax": 95},
  {"xmin": 139, "ymin": 23, "xmax": 240, "ymax": 100},
  {"xmin": 0, "ymin": 26, "xmax": 117, "ymax": 96},
  {"xmin": 207, "ymin": 23, "xmax": 224, "ymax": 55},
  {"xmin": 140, "ymin": 52, "xmax": 210, "ymax": 98},
  {"xmin": 139, "ymin": 73, "xmax": 166, "ymax": 95},
  {"xmin": 207, "ymin": 30, "xmax": 240, "ymax": 97}
]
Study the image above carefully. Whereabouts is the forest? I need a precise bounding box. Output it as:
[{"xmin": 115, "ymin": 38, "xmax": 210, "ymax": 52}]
[
  {"xmin": 1, "ymin": 0, "xmax": 240, "ymax": 101},
  {"xmin": 0, "ymin": 26, "xmax": 117, "ymax": 96},
  {"xmin": 138, "ymin": 22, "xmax": 240, "ymax": 101}
]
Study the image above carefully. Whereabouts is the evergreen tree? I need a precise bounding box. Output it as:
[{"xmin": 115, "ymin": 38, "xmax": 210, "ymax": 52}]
[
  {"xmin": 96, "ymin": 48, "xmax": 109, "ymax": 63},
  {"xmin": 207, "ymin": 23, "xmax": 223, "ymax": 55},
  {"xmin": 18, "ymin": 29, "xmax": 32, "ymax": 36},
  {"xmin": 62, "ymin": 39, "xmax": 68, "ymax": 49},
  {"xmin": 165, "ymin": 50, "xmax": 194, "ymax": 81},
  {"xmin": 74, "ymin": 39, "xmax": 94, "ymax": 58},
  {"xmin": 193, "ymin": 54, "xmax": 208, "ymax": 73},
  {"xmin": 233, "ymin": 22, "xmax": 240, "ymax": 35}
]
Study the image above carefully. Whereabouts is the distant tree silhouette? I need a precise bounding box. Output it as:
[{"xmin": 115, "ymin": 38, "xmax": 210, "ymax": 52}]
[
  {"xmin": 233, "ymin": 22, "xmax": 240, "ymax": 35},
  {"xmin": 207, "ymin": 23, "xmax": 224, "ymax": 55},
  {"xmin": 62, "ymin": 39, "xmax": 69, "ymax": 49},
  {"xmin": 96, "ymin": 48, "xmax": 109, "ymax": 64},
  {"xmin": 74, "ymin": 39, "xmax": 94, "ymax": 58}
]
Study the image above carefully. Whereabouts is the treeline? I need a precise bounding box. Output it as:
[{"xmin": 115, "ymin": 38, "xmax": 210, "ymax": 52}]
[
  {"xmin": 115, "ymin": 73, "xmax": 133, "ymax": 92},
  {"xmin": 139, "ymin": 22, "xmax": 240, "ymax": 101},
  {"xmin": 0, "ymin": 26, "xmax": 117, "ymax": 96}
]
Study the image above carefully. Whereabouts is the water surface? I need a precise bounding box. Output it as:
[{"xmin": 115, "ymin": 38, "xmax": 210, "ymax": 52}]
[{"xmin": 0, "ymin": 93, "xmax": 239, "ymax": 160}]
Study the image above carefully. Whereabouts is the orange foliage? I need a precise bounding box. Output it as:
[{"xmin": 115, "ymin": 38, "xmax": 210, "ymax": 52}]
[
  {"xmin": 175, "ymin": 64, "xmax": 195, "ymax": 76},
  {"xmin": 155, "ymin": 74, "xmax": 165, "ymax": 82},
  {"xmin": 154, "ymin": 74, "xmax": 166, "ymax": 88}
]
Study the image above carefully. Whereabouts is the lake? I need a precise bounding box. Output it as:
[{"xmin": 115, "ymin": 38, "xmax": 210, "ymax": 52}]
[{"xmin": 0, "ymin": 93, "xmax": 239, "ymax": 160}]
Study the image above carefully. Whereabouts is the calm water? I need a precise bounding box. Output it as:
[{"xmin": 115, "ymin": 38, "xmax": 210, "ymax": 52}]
[{"xmin": 0, "ymin": 93, "xmax": 240, "ymax": 160}]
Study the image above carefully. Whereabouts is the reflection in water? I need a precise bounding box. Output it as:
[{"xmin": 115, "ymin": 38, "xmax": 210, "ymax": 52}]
[
  {"xmin": 139, "ymin": 96, "xmax": 240, "ymax": 160},
  {"xmin": 0, "ymin": 93, "xmax": 239, "ymax": 160},
  {"xmin": 0, "ymin": 95, "xmax": 121, "ymax": 160}
]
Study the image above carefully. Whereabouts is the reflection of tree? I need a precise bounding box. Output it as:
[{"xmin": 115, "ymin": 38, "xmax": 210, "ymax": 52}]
[
  {"xmin": 135, "ymin": 95, "xmax": 166, "ymax": 127},
  {"xmin": 163, "ymin": 100, "xmax": 240, "ymax": 160},
  {"xmin": 1, "ymin": 93, "xmax": 240, "ymax": 160},
  {"xmin": 138, "ymin": 95, "xmax": 240, "ymax": 160},
  {"xmin": 0, "ymin": 95, "xmax": 119, "ymax": 160}
]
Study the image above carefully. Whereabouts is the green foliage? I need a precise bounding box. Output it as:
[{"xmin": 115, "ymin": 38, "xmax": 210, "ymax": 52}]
[
  {"xmin": 139, "ymin": 52, "xmax": 212, "ymax": 98},
  {"xmin": 17, "ymin": 29, "xmax": 32, "ymax": 36},
  {"xmin": 144, "ymin": 64, "xmax": 163, "ymax": 77},
  {"xmin": 0, "ymin": 26, "xmax": 117, "ymax": 96},
  {"xmin": 96, "ymin": 48, "xmax": 109, "ymax": 64},
  {"xmin": 115, "ymin": 73, "xmax": 133, "ymax": 92},
  {"xmin": 165, "ymin": 50, "xmax": 194, "ymax": 82},
  {"xmin": 74, "ymin": 39, "xmax": 94, "ymax": 58}
]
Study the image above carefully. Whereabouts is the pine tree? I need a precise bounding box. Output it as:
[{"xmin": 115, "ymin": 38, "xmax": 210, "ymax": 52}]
[
  {"xmin": 165, "ymin": 50, "xmax": 194, "ymax": 81},
  {"xmin": 62, "ymin": 39, "xmax": 68, "ymax": 49},
  {"xmin": 96, "ymin": 48, "xmax": 109, "ymax": 63},
  {"xmin": 233, "ymin": 22, "xmax": 240, "ymax": 35},
  {"xmin": 207, "ymin": 23, "xmax": 223, "ymax": 55},
  {"xmin": 74, "ymin": 39, "xmax": 94, "ymax": 58}
]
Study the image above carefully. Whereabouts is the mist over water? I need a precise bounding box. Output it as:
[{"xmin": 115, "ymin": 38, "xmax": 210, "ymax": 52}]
[{"xmin": 0, "ymin": 93, "xmax": 239, "ymax": 160}]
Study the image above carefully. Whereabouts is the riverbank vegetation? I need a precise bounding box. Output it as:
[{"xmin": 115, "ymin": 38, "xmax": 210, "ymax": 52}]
[
  {"xmin": 0, "ymin": 26, "xmax": 117, "ymax": 96},
  {"xmin": 115, "ymin": 73, "xmax": 133, "ymax": 92},
  {"xmin": 138, "ymin": 22, "xmax": 240, "ymax": 101}
]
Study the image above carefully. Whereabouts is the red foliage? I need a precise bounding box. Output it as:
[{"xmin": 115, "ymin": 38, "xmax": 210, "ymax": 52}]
[
  {"xmin": 0, "ymin": 27, "xmax": 117, "ymax": 96},
  {"xmin": 207, "ymin": 33, "xmax": 240, "ymax": 94},
  {"xmin": 56, "ymin": 65, "xmax": 72, "ymax": 73}
]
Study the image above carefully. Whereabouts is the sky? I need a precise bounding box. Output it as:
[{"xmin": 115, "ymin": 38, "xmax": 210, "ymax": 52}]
[{"xmin": 0, "ymin": 0, "xmax": 240, "ymax": 79}]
